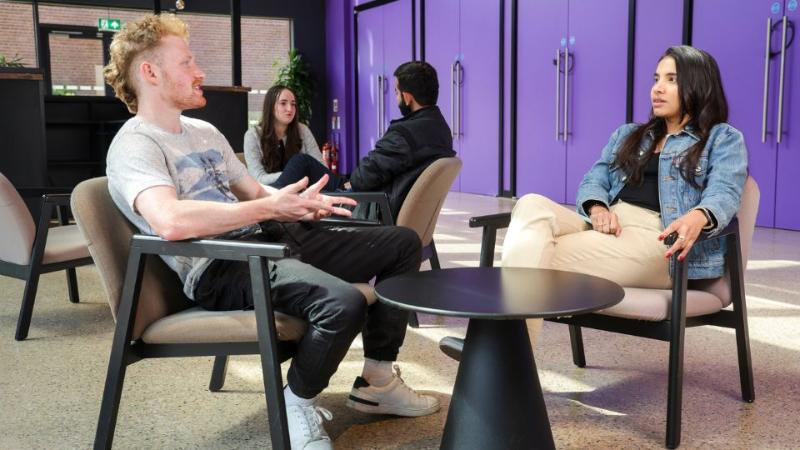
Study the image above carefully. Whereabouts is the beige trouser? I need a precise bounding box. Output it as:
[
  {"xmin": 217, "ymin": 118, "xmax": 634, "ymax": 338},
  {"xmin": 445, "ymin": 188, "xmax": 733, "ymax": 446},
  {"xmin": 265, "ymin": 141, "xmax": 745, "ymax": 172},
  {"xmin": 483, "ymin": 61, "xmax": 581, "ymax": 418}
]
[{"xmin": 501, "ymin": 194, "xmax": 671, "ymax": 348}]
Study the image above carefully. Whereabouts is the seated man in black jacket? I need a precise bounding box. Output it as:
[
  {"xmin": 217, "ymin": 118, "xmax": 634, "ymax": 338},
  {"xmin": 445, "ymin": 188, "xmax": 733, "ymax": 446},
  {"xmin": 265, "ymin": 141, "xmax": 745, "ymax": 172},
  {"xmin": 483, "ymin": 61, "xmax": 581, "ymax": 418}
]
[{"xmin": 348, "ymin": 61, "xmax": 456, "ymax": 218}]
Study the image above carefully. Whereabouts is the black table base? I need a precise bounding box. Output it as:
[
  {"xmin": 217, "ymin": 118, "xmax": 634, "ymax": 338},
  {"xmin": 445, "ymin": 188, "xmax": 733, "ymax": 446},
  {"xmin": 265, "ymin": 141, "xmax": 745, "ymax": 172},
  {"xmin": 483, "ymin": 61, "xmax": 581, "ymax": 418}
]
[{"xmin": 442, "ymin": 319, "xmax": 556, "ymax": 450}]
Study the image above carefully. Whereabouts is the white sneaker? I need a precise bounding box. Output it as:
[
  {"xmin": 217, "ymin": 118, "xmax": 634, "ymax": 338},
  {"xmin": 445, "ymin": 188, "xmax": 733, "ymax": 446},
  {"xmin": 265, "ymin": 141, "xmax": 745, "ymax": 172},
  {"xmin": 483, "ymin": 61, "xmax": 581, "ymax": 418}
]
[
  {"xmin": 286, "ymin": 403, "xmax": 333, "ymax": 449},
  {"xmin": 346, "ymin": 365, "xmax": 440, "ymax": 417}
]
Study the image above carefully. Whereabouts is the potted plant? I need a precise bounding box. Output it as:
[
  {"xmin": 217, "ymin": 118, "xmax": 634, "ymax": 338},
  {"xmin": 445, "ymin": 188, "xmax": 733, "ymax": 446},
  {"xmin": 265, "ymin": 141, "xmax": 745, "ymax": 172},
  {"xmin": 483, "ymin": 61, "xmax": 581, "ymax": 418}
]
[
  {"xmin": 274, "ymin": 48, "xmax": 314, "ymax": 125},
  {"xmin": 0, "ymin": 53, "xmax": 25, "ymax": 68},
  {"xmin": 0, "ymin": 53, "xmax": 27, "ymax": 73}
]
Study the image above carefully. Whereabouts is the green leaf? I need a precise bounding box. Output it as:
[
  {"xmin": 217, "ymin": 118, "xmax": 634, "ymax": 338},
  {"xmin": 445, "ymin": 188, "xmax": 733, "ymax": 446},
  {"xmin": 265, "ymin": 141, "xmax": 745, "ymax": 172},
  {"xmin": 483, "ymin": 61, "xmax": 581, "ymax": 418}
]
[
  {"xmin": 0, "ymin": 53, "xmax": 25, "ymax": 68},
  {"xmin": 273, "ymin": 48, "xmax": 315, "ymax": 125}
]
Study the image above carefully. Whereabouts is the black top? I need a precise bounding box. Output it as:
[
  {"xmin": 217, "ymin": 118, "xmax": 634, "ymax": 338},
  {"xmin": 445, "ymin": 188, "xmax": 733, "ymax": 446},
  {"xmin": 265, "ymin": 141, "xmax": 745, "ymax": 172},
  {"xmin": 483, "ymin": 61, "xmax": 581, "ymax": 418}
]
[
  {"xmin": 614, "ymin": 153, "xmax": 660, "ymax": 212},
  {"xmin": 375, "ymin": 267, "xmax": 624, "ymax": 319},
  {"xmin": 349, "ymin": 105, "xmax": 456, "ymax": 217}
]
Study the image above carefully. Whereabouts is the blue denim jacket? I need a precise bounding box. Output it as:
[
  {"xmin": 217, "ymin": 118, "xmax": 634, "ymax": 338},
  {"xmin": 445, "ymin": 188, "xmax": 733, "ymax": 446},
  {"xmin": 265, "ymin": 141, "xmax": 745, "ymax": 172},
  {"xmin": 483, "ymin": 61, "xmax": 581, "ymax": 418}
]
[{"xmin": 576, "ymin": 123, "xmax": 748, "ymax": 279}]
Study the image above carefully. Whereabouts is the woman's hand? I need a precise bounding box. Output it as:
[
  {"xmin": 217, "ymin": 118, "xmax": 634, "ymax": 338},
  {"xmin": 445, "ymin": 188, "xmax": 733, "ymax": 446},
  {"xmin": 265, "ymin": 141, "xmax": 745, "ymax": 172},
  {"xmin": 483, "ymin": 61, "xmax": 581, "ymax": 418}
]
[
  {"xmin": 589, "ymin": 204, "xmax": 622, "ymax": 236},
  {"xmin": 658, "ymin": 209, "xmax": 709, "ymax": 261}
]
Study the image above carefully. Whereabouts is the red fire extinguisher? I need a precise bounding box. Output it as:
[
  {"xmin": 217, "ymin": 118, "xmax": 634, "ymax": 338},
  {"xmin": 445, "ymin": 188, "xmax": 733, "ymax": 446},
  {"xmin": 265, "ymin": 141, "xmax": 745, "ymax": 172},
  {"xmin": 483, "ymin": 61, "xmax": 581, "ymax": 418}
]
[
  {"xmin": 322, "ymin": 142, "xmax": 331, "ymax": 169},
  {"xmin": 329, "ymin": 141, "xmax": 339, "ymax": 175}
]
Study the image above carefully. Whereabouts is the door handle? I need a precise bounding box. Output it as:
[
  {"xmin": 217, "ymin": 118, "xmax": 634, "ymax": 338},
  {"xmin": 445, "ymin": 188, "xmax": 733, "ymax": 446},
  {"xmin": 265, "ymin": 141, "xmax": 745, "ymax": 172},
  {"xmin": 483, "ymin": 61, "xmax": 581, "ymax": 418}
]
[
  {"xmin": 456, "ymin": 60, "xmax": 464, "ymax": 137},
  {"xmin": 564, "ymin": 47, "xmax": 570, "ymax": 141},
  {"xmin": 555, "ymin": 49, "xmax": 562, "ymax": 141},
  {"xmin": 382, "ymin": 75, "xmax": 388, "ymax": 135},
  {"xmin": 777, "ymin": 16, "xmax": 789, "ymax": 144},
  {"xmin": 762, "ymin": 17, "xmax": 772, "ymax": 143},
  {"xmin": 450, "ymin": 61, "xmax": 457, "ymax": 138},
  {"xmin": 376, "ymin": 75, "xmax": 383, "ymax": 138}
]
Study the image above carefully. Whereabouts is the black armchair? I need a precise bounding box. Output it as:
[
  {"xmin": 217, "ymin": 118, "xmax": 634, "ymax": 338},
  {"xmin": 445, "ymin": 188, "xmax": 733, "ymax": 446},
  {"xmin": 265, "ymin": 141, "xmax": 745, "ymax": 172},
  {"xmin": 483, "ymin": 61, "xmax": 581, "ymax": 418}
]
[
  {"xmin": 0, "ymin": 173, "xmax": 92, "ymax": 341},
  {"xmin": 71, "ymin": 177, "xmax": 311, "ymax": 450}
]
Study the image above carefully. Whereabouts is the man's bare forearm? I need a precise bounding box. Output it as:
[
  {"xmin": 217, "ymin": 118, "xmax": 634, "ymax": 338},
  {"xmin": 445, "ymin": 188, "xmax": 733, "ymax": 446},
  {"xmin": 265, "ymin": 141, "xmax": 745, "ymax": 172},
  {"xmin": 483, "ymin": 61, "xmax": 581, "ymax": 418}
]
[{"xmin": 153, "ymin": 197, "xmax": 274, "ymax": 240}]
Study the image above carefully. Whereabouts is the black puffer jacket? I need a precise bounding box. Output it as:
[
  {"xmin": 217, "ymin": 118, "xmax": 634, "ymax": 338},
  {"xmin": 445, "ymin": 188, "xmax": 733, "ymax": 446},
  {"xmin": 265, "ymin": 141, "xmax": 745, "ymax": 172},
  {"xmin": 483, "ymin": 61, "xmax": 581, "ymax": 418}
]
[{"xmin": 350, "ymin": 106, "xmax": 455, "ymax": 218}]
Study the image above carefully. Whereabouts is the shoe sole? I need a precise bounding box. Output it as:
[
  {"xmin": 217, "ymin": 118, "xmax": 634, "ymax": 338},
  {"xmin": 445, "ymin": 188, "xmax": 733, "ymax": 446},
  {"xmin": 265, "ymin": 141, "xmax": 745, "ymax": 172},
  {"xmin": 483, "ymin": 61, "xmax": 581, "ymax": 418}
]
[{"xmin": 345, "ymin": 397, "xmax": 440, "ymax": 417}]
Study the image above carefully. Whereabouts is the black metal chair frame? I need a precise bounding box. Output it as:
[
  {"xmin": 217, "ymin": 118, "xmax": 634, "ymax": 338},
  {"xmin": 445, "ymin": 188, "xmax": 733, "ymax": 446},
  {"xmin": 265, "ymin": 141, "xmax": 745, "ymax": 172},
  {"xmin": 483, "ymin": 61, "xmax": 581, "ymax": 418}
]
[
  {"xmin": 331, "ymin": 191, "xmax": 441, "ymax": 328},
  {"xmin": 1, "ymin": 189, "xmax": 93, "ymax": 341},
  {"xmin": 465, "ymin": 211, "xmax": 755, "ymax": 449},
  {"xmin": 95, "ymin": 234, "xmax": 294, "ymax": 450}
]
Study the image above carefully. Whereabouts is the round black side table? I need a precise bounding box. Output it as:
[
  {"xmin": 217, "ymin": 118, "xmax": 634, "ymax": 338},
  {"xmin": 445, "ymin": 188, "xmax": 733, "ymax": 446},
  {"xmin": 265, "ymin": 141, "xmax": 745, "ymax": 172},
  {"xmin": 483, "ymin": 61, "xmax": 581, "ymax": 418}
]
[{"xmin": 376, "ymin": 267, "xmax": 624, "ymax": 450}]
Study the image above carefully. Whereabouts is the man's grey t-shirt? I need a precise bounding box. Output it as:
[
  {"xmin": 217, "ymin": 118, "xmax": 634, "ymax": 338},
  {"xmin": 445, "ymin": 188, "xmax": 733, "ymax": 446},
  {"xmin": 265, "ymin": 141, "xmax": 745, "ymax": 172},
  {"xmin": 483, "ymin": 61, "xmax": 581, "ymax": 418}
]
[{"xmin": 107, "ymin": 115, "xmax": 260, "ymax": 299}]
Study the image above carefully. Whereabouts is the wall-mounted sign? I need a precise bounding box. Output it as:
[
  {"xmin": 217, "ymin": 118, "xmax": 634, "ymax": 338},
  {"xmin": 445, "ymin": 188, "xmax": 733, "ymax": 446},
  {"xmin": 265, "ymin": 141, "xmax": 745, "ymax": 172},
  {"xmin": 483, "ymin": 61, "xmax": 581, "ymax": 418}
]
[{"xmin": 98, "ymin": 18, "xmax": 122, "ymax": 32}]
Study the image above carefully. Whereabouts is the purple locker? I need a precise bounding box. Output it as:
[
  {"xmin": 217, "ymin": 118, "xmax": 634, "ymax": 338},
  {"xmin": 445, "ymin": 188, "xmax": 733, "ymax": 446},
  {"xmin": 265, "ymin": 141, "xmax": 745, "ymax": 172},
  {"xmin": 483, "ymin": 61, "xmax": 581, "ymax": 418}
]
[
  {"xmin": 515, "ymin": 0, "xmax": 568, "ymax": 202},
  {"xmin": 355, "ymin": 0, "xmax": 413, "ymax": 160},
  {"xmin": 564, "ymin": 1, "xmax": 629, "ymax": 204},
  {"xmin": 459, "ymin": 0, "xmax": 501, "ymax": 195},
  {"xmin": 516, "ymin": 0, "xmax": 627, "ymax": 205},
  {"xmin": 423, "ymin": 0, "xmax": 461, "ymax": 190},
  {"xmin": 382, "ymin": 0, "xmax": 414, "ymax": 127},
  {"xmin": 424, "ymin": 0, "xmax": 500, "ymax": 195},
  {"xmin": 357, "ymin": 7, "xmax": 383, "ymax": 159},
  {"xmin": 693, "ymin": 0, "xmax": 781, "ymax": 228},
  {"xmin": 775, "ymin": 2, "xmax": 800, "ymax": 230},
  {"xmin": 632, "ymin": 2, "xmax": 683, "ymax": 123}
]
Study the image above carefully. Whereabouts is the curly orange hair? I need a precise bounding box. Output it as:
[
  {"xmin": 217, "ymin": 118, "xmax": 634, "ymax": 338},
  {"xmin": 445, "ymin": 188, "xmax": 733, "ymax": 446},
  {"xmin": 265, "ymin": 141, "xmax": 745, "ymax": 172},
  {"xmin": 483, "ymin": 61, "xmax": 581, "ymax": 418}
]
[{"xmin": 103, "ymin": 14, "xmax": 188, "ymax": 113}]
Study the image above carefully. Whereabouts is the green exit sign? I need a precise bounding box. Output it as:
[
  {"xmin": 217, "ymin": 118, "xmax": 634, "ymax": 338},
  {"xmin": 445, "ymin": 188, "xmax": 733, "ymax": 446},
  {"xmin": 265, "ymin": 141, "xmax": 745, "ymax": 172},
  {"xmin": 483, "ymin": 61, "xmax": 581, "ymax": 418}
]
[{"xmin": 98, "ymin": 18, "xmax": 122, "ymax": 32}]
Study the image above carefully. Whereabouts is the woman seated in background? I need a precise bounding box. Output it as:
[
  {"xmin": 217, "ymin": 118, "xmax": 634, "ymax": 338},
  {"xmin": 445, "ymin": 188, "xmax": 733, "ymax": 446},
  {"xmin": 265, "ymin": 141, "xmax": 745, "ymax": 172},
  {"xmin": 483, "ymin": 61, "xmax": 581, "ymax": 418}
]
[
  {"xmin": 506, "ymin": 45, "xmax": 748, "ymax": 346},
  {"xmin": 244, "ymin": 85, "xmax": 339, "ymax": 190}
]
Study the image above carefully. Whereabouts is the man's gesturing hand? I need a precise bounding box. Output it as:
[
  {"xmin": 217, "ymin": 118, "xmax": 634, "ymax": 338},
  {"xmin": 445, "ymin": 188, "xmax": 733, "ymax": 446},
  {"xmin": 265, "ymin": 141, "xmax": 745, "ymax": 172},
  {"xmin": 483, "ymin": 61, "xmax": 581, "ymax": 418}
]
[
  {"xmin": 266, "ymin": 175, "xmax": 358, "ymax": 222},
  {"xmin": 298, "ymin": 174, "xmax": 358, "ymax": 220}
]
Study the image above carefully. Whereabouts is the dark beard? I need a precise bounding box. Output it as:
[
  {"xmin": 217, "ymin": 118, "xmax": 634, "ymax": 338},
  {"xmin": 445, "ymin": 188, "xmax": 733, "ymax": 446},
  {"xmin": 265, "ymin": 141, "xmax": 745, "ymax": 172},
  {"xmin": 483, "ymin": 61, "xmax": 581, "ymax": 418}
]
[{"xmin": 398, "ymin": 101, "xmax": 412, "ymax": 117}]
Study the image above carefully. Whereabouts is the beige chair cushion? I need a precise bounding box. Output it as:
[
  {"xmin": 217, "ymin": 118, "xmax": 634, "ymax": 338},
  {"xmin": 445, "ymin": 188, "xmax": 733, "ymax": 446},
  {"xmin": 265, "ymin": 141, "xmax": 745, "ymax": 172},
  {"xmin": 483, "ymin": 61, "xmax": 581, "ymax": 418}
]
[
  {"xmin": 236, "ymin": 152, "xmax": 247, "ymax": 166},
  {"xmin": 396, "ymin": 157, "xmax": 462, "ymax": 246},
  {"xmin": 0, "ymin": 172, "xmax": 35, "ymax": 265},
  {"xmin": 72, "ymin": 178, "xmax": 193, "ymax": 340},
  {"xmin": 142, "ymin": 307, "xmax": 308, "ymax": 344},
  {"xmin": 597, "ymin": 176, "xmax": 760, "ymax": 322},
  {"xmin": 141, "ymin": 283, "xmax": 377, "ymax": 344},
  {"xmin": 599, "ymin": 287, "xmax": 725, "ymax": 321},
  {"xmin": 43, "ymin": 224, "xmax": 90, "ymax": 264}
]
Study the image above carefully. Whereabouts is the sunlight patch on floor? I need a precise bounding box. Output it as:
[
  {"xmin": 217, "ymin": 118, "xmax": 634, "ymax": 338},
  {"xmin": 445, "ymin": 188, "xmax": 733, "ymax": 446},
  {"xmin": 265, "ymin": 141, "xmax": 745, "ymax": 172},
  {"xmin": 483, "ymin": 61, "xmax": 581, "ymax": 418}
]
[{"xmin": 746, "ymin": 259, "xmax": 800, "ymax": 270}]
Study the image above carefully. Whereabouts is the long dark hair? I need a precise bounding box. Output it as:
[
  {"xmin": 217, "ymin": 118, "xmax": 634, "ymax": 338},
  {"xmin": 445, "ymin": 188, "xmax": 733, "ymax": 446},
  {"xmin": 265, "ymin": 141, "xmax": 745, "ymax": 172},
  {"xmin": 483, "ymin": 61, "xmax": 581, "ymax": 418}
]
[
  {"xmin": 258, "ymin": 85, "xmax": 302, "ymax": 172},
  {"xmin": 614, "ymin": 46, "xmax": 728, "ymax": 188}
]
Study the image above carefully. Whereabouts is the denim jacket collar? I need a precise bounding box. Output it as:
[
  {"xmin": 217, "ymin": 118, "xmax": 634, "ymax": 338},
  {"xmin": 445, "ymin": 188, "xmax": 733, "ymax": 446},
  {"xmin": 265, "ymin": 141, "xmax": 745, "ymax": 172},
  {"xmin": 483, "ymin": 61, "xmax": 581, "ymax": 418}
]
[{"xmin": 645, "ymin": 124, "xmax": 700, "ymax": 141}]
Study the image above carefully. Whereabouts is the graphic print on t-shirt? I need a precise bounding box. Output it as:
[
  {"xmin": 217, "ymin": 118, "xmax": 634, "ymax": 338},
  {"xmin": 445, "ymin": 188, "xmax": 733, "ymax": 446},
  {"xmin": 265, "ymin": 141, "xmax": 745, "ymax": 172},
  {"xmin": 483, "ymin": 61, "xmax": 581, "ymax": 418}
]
[{"xmin": 174, "ymin": 149, "xmax": 238, "ymax": 202}]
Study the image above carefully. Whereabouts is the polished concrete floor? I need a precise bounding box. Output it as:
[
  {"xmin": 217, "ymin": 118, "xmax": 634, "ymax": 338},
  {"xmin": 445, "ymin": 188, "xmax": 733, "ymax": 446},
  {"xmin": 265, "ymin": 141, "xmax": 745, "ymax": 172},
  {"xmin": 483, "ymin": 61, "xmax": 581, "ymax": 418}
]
[{"xmin": 2, "ymin": 192, "xmax": 800, "ymax": 449}]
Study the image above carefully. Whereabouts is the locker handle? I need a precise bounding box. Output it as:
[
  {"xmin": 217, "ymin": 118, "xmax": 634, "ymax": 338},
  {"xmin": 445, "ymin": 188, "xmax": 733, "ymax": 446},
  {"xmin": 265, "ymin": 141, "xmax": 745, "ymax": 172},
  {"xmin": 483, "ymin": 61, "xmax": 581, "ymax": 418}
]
[
  {"xmin": 455, "ymin": 60, "xmax": 464, "ymax": 137},
  {"xmin": 762, "ymin": 17, "xmax": 772, "ymax": 144},
  {"xmin": 777, "ymin": 16, "xmax": 788, "ymax": 144},
  {"xmin": 564, "ymin": 47, "xmax": 570, "ymax": 141},
  {"xmin": 376, "ymin": 75, "xmax": 383, "ymax": 138},
  {"xmin": 450, "ymin": 62, "xmax": 457, "ymax": 139},
  {"xmin": 555, "ymin": 49, "xmax": 562, "ymax": 141}
]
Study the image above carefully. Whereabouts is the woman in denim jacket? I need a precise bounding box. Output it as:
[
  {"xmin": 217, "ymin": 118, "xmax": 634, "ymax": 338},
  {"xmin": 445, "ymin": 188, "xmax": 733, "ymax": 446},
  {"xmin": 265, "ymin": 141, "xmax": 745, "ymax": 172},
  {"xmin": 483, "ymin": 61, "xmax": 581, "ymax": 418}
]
[{"xmin": 504, "ymin": 46, "xmax": 748, "ymax": 345}]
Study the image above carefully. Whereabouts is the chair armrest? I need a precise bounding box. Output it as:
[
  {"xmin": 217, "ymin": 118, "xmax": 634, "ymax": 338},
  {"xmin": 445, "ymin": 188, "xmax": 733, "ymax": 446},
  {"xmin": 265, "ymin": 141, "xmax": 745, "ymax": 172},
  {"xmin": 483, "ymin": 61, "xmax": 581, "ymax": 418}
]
[
  {"xmin": 130, "ymin": 234, "xmax": 291, "ymax": 261},
  {"xmin": 663, "ymin": 217, "xmax": 739, "ymax": 246},
  {"xmin": 334, "ymin": 191, "xmax": 389, "ymax": 203},
  {"xmin": 316, "ymin": 217, "xmax": 382, "ymax": 227},
  {"xmin": 41, "ymin": 193, "xmax": 72, "ymax": 207},
  {"xmin": 334, "ymin": 191, "xmax": 393, "ymax": 225},
  {"xmin": 701, "ymin": 217, "xmax": 739, "ymax": 242},
  {"xmin": 469, "ymin": 212, "xmax": 512, "ymax": 230},
  {"xmin": 16, "ymin": 186, "xmax": 73, "ymax": 198},
  {"xmin": 469, "ymin": 212, "xmax": 512, "ymax": 268}
]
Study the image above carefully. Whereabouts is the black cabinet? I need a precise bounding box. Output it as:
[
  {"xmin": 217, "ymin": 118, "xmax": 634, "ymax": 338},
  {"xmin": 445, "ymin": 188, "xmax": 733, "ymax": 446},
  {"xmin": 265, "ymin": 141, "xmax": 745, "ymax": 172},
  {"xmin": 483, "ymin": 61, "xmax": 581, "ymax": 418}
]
[
  {"xmin": 38, "ymin": 86, "xmax": 248, "ymax": 188},
  {"xmin": 44, "ymin": 96, "xmax": 131, "ymax": 187},
  {"xmin": 0, "ymin": 69, "xmax": 48, "ymax": 187}
]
